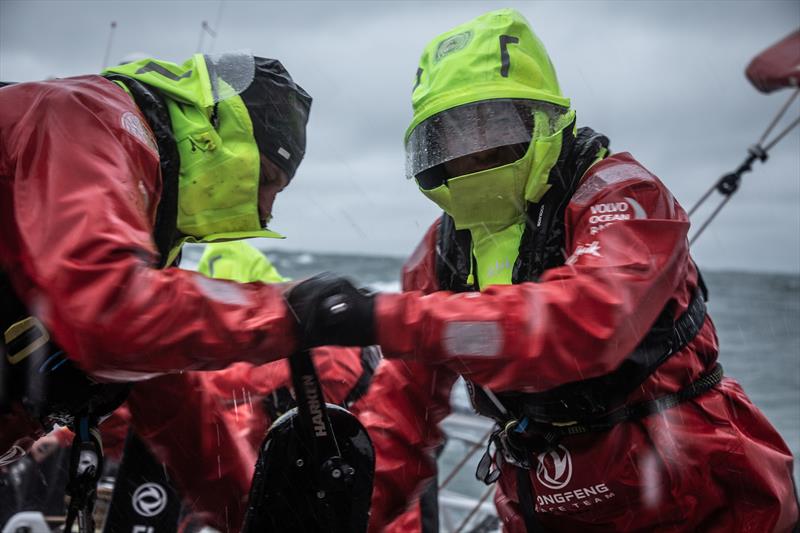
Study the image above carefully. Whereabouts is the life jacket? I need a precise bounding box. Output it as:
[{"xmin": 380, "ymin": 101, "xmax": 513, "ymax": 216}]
[
  {"xmin": 435, "ymin": 126, "xmax": 714, "ymax": 447},
  {"xmin": 0, "ymin": 271, "xmax": 131, "ymax": 430},
  {"xmin": 103, "ymin": 73, "xmax": 183, "ymax": 266}
]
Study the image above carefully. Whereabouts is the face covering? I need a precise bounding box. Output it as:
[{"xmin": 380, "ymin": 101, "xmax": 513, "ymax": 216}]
[{"xmin": 419, "ymin": 109, "xmax": 573, "ymax": 288}]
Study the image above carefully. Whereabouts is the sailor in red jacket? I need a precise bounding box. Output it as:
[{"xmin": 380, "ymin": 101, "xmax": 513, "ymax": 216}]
[
  {"xmin": 0, "ymin": 52, "xmax": 341, "ymax": 529},
  {"xmin": 287, "ymin": 9, "xmax": 799, "ymax": 532}
]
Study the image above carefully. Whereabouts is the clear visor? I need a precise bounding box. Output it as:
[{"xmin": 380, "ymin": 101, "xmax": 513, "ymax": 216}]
[
  {"xmin": 204, "ymin": 50, "xmax": 255, "ymax": 103},
  {"xmin": 405, "ymin": 99, "xmax": 565, "ymax": 179}
]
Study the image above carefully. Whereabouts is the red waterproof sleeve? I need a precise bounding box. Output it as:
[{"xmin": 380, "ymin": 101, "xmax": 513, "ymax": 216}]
[
  {"xmin": 375, "ymin": 153, "xmax": 690, "ymax": 393},
  {"xmin": 347, "ymin": 223, "xmax": 457, "ymax": 530},
  {"xmin": 1, "ymin": 78, "xmax": 296, "ymax": 380},
  {"xmin": 127, "ymin": 373, "xmax": 255, "ymax": 532},
  {"xmin": 352, "ymin": 360, "xmax": 458, "ymax": 531}
]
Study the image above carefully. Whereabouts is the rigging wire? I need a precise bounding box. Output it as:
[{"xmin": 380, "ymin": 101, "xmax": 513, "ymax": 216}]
[
  {"xmin": 101, "ymin": 21, "xmax": 117, "ymax": 70},
  {"xmin": 439, "ymin": 427, "xmax": 494, "ymax": 490},
  {"xmin": 688, "ymin": 86, "xmax": 800, "ymax": 245},
  {"xmin": 758, "ymin": 87, "xmax": 800, "ymax": 146},
  {"xmin": 453, "ymin": 484, "xmax": 496, "ymax": 533}
]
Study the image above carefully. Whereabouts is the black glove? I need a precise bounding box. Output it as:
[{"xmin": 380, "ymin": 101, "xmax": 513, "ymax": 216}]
[{"xmin": 286, "ymin": 274, "xmax": 375, "ymax": 349}]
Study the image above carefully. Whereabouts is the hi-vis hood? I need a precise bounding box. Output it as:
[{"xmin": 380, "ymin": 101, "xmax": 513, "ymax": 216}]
[
  {"xmin": 406, "ymin": 9, "xmax": 577, "ymax": 288},
  {"xmin": 407, "ymin": 8, "xmax": 570, "ymax": 141},
  {"xmin": 104, "ymin": 54, "xmax": 283, "ymax": 243},
  {"xmin": 407, "ymin": 8, "xmax": 576, "ymax": 212}
]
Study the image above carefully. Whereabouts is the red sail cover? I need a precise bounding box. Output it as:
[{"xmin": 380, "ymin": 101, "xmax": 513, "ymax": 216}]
[{"xmin": 746, "ymin": 29, "xmax": 800, "ymax": 93}]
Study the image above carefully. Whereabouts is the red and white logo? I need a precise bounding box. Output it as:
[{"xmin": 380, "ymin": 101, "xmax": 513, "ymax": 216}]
[
  {"xmin": 536, "ymin": 445, "xmax": 573, "ymax": 490},
  {"xmin": 565, "ymin": 241, "xmax": 601, "ymax": 265},
  {"xmin": 132, "ymin": 482, "xmax": 167, "ymax": 517},
  {"xmin": 121, "ymin": 111, "xmax": 158, "ymax": 154}
]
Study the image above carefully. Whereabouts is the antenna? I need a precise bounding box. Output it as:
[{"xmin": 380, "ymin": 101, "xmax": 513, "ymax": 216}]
[
  {"xmin": 196, "ymin": 20, "xmax": 217, "ymax": 54},
  {"xmin": 207, "ymin": 0, "xmax": 226, "ymax": 54},
  {"xmin": 101, "ymin": 21, "xmax": 117, "ymax": 70},
  {"xmin": 196, "ymin": 0, "xmax": 226, "ymax": 54}
]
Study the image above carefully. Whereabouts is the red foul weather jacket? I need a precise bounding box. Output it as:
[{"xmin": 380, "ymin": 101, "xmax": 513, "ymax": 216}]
[
  {"xmin": 362, "ymin": 153, "xmax": 799, "ymax": 532},
  {"xmin": 0, "ymin": 77, "xmax": 299, "ymax": 529}
]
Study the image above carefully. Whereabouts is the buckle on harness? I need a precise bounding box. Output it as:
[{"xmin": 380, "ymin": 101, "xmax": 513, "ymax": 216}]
[
  {"xmin": 64, "ymin": 417, "xmax": 103, "ymax": 533},
  {"xmin": 476, "ymin": 418, "xmax": 535, "ymax": 485},
  {"xmin": 4, "ymin": 316, "xmax": 50, "ymax": 364}
]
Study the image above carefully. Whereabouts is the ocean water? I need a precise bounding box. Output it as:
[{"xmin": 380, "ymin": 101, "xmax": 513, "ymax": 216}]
[{"xmin": 182, "ymin": 245, "xmax": 800, "ymax": 527}]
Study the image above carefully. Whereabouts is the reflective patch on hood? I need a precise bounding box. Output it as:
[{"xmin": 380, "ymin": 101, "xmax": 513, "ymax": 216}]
[
  {"xmin": 435, "ymin": 31, "xmax": 473, "ymax": 62},
  {"xmin": 194, "ymin": 275, "xmax": 250, "ymax": 306},
  {"xmin": 120, "ymin": 111, "xmax": 158, "ymax": 154},
  {"xmin": 443, "ymin": 321, "xmax": 503, "ymax": 357}
]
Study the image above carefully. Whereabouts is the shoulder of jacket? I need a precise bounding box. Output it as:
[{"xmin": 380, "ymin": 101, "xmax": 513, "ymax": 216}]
[
  {"xmin": 401, "ymin": 218, "xmax": 441, "ymax": 293},
  {"xmin": 22, "ymin": 76, "xmax": 131, "ymax": 109},
  {"xmin": 571, "ymin": 152, "xmax": 663, "ymax": 206}
]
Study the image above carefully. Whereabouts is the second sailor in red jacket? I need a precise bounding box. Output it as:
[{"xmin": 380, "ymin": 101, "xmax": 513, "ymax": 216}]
[{"xmin": 287, "ymin": 9, "xmax": 799, "ymax": 532}]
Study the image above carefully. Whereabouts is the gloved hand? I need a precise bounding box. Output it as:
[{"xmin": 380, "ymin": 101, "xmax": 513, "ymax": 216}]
[{"xmin": 286, "ymin": 274, "xmax": 375, "ymax": 349}]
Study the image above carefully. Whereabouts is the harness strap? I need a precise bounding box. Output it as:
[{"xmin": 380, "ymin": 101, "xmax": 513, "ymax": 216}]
[
  {"xmin": 343, "ymin": 346, "xmax": 382, "ymax": 408},
  {"xmin": 624, "ymin": 288, "xmax": 708, "ymax": 389},
  {"xmin": 500, "ymin": 364, "xmax": 724, "ymax": 533},
  {"xmin": 535, "ymin": 363, "xmax": 723, "ymax": 444},
  {"xmin": 516, "ymin": 466, "xmax": 545, "ymax": 533},
  {"xmin": 509, "ymin": 288, "xmax": 708, "ymax": 426},
  {"xmin": 477, "ymin": 364, "xmax": 724, "ymax": 479}
]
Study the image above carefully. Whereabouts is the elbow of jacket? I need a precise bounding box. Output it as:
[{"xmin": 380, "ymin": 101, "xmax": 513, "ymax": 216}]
[
  {"xmin": 65, "ymin": 329, "xmax": 166, "ymax": 382},
  {"xmin": 587, "ymin": 328, "xmax": 642, "ymax": 377}
]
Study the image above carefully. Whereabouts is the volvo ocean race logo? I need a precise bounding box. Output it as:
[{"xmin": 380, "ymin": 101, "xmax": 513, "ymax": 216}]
[
  {"xmin": 536, "ymin": 445, "xmax": 573, "ymax": 489},
  {"xmin": 132, "ymin": 482, "xmax": 168, "ymax": 517}
]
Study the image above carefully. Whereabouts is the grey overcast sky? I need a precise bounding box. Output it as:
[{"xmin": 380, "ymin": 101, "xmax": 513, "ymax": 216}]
[{"xmin": 1, "ymin": 0, "xmax": 799, "ymax": 273}]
